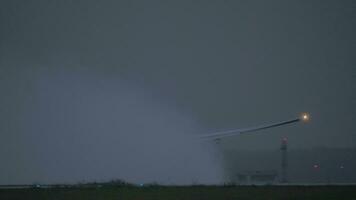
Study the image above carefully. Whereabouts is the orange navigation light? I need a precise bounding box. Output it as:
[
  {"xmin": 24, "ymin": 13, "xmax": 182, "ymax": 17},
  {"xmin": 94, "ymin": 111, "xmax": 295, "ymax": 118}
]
[{"xmin": 301, "ymin": 113, "xmax": 310, "ymax": 122}]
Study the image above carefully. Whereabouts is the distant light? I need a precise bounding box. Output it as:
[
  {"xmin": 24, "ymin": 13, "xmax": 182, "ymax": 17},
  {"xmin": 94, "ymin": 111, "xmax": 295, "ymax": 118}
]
[
  {"xmin": 340, "ymin": 165, "xmax": 344, "ymax": 169},
  {"xmin": 301, "ymin": 113, "xmax": 310, "ymax": 122},
  {"xmin": 282, "ymin": 137, "xmax": 288, "ymax": 144},
  {"xmin": 313, "ymin": 164, "xmax": 319, "ymax": 169}
]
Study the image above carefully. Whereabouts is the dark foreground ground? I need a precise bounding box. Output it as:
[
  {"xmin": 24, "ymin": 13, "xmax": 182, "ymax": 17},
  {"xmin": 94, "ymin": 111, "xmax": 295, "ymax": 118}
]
[{"xmin": 1, "ymin": 186, "xmax": 356, "ymax": 200}]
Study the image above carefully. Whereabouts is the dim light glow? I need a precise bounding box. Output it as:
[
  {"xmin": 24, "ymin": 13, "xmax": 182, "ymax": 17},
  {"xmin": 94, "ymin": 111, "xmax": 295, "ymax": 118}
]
[{"xmin": 301, "ymin": 113, "xmax": 310, "ymax": 122}]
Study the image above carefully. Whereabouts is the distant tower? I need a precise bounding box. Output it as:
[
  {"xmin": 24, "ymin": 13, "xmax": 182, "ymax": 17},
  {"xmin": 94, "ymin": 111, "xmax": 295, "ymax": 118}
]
[{"xmin": 280, "ymin": 137, "xmax": 288, "ymax": 183}]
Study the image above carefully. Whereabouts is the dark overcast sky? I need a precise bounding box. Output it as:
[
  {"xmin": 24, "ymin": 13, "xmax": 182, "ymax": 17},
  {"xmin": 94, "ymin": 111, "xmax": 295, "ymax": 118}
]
[{"xmin": 0, "ymin": 0, "xmax": 355, "ymax": 184}]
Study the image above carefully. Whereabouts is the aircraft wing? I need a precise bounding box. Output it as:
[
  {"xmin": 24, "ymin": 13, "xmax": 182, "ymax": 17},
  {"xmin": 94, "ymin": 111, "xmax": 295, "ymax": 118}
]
[{"xmin": 201, "ymin": 114, "xmax": 309, "ymax": 140}]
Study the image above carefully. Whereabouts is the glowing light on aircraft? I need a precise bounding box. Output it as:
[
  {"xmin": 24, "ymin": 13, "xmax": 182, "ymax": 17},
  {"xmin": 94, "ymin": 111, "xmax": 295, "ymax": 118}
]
[{"xmin": 301, "ymin": 113, "xmax": 310, "ymax": 122}]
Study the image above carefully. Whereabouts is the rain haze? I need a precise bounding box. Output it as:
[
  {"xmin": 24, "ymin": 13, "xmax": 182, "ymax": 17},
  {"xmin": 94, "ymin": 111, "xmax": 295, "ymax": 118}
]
[{"xmin": 0, "ymin": 0, "xmax": 355, "ymax": 185}]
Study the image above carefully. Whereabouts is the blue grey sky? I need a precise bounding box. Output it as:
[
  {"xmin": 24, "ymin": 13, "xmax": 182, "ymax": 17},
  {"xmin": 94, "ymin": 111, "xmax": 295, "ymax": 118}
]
[{"xmin": 0, "ymin": 0, "xmax": 355, "ymax": 184}]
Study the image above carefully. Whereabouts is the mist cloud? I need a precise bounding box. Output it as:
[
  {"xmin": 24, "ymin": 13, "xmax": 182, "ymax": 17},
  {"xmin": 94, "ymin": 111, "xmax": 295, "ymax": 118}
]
[{"xmin": 1, "ymin": 69, "xmax": 222, "ymax": 185}]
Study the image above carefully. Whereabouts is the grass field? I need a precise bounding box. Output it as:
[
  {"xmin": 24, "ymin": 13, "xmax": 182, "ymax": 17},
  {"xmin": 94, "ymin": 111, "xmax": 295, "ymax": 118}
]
[{"xmin": 1, "ymin": 186, "xmax": 356, "ymax": 200}]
